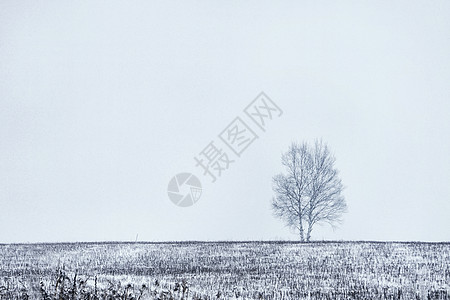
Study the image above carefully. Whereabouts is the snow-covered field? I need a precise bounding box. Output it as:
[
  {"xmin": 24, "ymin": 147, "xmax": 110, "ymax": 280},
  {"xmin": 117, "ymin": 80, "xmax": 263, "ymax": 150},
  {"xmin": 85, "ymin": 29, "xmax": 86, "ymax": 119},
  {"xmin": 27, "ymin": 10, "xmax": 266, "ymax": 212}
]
[{"xmin": 0, "ymin": 241, "xmax": 448, "ymax": 299}]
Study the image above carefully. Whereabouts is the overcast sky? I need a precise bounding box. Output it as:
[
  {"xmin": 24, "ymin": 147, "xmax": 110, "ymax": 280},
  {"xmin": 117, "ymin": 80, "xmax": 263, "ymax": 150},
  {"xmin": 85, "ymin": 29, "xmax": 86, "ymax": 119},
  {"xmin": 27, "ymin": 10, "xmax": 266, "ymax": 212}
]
[{"xmin": 1, "ymin": 1, "xmax": 449, "ymax": 243}]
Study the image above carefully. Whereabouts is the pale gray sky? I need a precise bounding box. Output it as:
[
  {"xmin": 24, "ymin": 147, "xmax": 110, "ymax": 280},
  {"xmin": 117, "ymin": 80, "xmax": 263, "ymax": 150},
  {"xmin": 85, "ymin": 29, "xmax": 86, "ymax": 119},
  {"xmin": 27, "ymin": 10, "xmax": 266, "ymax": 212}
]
[{"xmin": 1, "ymin": 1, "xmax": 449, "ymax": 243}]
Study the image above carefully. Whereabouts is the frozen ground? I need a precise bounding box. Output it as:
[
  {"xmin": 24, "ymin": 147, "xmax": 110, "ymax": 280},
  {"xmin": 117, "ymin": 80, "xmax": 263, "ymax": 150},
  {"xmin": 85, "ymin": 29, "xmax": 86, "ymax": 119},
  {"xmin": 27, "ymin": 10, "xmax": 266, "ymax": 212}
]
[{"xmin": 0, "ymin": 241, "xmax": 449, "ymax": 299}]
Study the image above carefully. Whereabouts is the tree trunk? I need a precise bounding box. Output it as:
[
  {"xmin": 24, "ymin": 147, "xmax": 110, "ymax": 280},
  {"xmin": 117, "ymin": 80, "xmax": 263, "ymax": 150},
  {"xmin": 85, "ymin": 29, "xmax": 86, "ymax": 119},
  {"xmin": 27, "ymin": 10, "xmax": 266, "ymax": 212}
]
[
  {"xmin": 306, "ymin": 221, "xmax": 313, "ymax": 242},
  {"xmin": 299, "ymin": 218, "xmax": 305, "ymax": 242}
]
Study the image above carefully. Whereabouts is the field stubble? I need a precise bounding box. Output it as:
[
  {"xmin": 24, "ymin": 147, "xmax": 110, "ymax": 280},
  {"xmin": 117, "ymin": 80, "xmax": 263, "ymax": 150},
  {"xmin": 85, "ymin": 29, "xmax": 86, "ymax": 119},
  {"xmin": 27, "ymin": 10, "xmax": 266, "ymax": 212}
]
[{"xmin": 0, "ymin": 241, "xmax": 448, "ymax": 299}]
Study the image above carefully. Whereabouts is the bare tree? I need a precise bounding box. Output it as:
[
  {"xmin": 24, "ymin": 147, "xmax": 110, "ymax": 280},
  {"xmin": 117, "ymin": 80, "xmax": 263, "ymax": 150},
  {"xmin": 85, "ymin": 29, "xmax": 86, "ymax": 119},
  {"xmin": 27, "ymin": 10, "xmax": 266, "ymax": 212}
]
[{"xmin": 272, "ymin": 140, "xmax": 347, "ymax": 242}]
